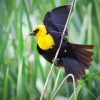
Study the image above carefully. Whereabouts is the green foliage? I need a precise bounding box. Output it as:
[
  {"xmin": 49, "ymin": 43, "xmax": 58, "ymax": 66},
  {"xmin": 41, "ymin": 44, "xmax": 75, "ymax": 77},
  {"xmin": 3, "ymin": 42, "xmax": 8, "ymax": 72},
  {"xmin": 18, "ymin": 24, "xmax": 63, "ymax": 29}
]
[{"xmin": 0, "ymin": 0, "xmax": 100, "ymax": 100}]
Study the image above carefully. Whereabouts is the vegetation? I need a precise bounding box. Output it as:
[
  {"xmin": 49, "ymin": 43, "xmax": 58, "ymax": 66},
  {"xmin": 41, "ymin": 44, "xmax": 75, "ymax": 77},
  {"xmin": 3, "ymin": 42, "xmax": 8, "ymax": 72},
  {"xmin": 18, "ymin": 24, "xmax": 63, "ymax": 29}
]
[{"xmin": 0, "ymin": 0, "xmax": 100, "ymax": 100}]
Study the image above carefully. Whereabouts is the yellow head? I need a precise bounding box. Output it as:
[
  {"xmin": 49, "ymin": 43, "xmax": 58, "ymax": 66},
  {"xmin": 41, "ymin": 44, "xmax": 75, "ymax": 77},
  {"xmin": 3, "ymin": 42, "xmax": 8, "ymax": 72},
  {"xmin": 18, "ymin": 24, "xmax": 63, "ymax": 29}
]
[
  {"xmin": 30, "ymin": 25, "xmax": 47, "ymax": 38},
  {"xmin": 30, "ymin": 25, "xmax": 55, "ymax": 50}
]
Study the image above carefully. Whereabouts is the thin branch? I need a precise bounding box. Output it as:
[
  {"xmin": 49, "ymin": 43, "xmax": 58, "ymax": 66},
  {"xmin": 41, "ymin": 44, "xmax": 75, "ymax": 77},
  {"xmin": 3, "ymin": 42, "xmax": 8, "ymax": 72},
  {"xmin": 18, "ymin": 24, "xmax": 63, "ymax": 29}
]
[
  {"xmin": 40, "ymin": 0, "xmax": 76, "ymax": 100},
  {"xmin": 51, "ymin": 74, "xmax": 76, "ymax": 100}
]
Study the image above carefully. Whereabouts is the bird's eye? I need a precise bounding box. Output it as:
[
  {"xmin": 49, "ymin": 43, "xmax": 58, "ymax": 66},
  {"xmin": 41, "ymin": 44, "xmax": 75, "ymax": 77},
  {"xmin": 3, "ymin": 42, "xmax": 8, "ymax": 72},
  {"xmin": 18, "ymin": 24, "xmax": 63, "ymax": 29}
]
[{"xmin": 34, "ymin": 29, "xmax": 39, "ymax": 34}]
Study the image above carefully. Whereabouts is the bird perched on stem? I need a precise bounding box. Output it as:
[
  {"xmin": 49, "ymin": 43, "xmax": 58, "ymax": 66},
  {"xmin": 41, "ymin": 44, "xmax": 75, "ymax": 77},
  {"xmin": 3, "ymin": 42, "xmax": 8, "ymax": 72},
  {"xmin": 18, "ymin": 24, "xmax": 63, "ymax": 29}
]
[{"xmin": 30, "ymin": 5, "xmax": 94, "ymax": 82}]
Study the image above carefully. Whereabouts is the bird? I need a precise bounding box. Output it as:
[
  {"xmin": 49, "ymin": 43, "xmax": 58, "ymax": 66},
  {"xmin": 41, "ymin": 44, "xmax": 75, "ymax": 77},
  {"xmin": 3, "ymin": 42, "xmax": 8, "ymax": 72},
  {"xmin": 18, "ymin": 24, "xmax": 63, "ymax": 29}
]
[{"xmin": 30, "ymin": 5, "xmax": 94, "ymax": 82}]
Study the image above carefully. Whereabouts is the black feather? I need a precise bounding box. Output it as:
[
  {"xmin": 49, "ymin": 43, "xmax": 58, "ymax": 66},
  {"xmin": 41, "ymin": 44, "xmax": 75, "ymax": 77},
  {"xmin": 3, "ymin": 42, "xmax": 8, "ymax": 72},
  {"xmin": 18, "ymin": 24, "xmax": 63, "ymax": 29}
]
[
  {"xmin": 43, "ymin": 5, "xmax": 73, "ymax": 35},
  {"xmin": 62, "ymin": 58, "xmax": 85, "ymax": 82}
]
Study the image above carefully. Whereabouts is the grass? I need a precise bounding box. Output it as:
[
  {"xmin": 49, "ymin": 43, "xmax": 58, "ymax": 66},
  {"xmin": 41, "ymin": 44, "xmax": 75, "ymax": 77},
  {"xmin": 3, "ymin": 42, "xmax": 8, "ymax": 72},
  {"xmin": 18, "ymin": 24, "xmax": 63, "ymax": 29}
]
[{"xmin": 0, "ymin": 0, "xmax": 100, "ymax": 100}]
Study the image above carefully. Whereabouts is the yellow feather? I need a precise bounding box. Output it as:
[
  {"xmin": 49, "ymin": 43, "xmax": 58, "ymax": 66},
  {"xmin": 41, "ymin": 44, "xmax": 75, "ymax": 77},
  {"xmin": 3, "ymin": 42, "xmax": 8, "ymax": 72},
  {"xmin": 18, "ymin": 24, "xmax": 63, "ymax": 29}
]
[
  {"xmin": 33, "ymin": 25, "xmax": 55, "ymax": 50},
  {"xmin": 38, "ymin": 34, "xmax": 55, "ymax": 50}
]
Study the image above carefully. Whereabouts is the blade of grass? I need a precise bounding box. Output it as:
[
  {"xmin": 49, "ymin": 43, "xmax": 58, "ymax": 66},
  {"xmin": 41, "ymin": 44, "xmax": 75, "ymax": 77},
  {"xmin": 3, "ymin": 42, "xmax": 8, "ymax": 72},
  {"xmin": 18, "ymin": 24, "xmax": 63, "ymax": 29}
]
[
  {"xmin": 3, "ymin": 67, "xmax": 9, "ymax": 100},
  {"xmin": 51, "ymin": 69, "xmax": 61, "ymax": 97},
  {"xmin": 93, "ymin": 0, "xmax": 100, "ymax": 32},
  {"xmin": 16, "ymin": 1, "xmax": 24, "ymax": 99},
  {"xmin": 78, "ymin": 12, "xmax": 88, "ymax": 44},
  {"xmin": 17, "ymin": 56, "xmax": 23, "ymax": 100},
  {"xmin": 87, "ymin": 3, "xmax": 93, "ymax": 44},
  {"xmin": 79, "ymin": 71, "xmax": 100, "ymax": 84},
  {"xmin": 70, "ymin": 85, "xmax": 82, "ymax": 100}
]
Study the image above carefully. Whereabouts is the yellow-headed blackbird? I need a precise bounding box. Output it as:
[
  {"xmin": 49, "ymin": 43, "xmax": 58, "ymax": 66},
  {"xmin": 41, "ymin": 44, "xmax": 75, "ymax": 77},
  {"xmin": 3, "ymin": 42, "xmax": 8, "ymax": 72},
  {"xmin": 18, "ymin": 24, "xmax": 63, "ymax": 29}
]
[{"xmin": 30, "ymin": 5, "xmax": 94, "ymax": 82}]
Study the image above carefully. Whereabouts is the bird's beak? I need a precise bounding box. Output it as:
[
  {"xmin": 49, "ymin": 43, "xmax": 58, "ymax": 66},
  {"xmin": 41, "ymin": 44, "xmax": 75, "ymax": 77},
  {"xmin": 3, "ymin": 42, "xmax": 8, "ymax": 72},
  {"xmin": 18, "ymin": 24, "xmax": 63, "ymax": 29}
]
[{"xmin": 29, "ymin": 32, "xmax": 35, "ymax": 36}]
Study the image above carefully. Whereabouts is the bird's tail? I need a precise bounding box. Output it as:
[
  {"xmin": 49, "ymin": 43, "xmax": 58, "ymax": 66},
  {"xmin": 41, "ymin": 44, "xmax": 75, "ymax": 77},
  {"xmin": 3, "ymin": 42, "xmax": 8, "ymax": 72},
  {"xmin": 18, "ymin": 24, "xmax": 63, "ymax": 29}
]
[
  {"xmin": 72, "ymin": 44, "xmax": 94, "ymax": 69},
  {"xmin": 62, "ymin": 44, "xmax": 94, "ymax": 82}
]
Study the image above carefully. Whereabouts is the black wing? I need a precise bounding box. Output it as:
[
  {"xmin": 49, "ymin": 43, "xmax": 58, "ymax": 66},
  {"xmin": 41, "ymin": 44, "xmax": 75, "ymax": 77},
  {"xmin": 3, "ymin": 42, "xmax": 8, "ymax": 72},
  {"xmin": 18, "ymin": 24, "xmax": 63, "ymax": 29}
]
[{"xmin": 43, "ymin": 5, "xmax": 73, "ymax": 35}]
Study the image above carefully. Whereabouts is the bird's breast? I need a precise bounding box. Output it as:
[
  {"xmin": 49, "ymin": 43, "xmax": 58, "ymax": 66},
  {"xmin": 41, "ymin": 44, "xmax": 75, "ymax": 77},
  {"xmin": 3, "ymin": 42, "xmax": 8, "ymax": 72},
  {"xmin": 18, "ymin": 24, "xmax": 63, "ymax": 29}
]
[{"xmin": 37, "ymin": 34, "xmax": 55, "ymax": 50}]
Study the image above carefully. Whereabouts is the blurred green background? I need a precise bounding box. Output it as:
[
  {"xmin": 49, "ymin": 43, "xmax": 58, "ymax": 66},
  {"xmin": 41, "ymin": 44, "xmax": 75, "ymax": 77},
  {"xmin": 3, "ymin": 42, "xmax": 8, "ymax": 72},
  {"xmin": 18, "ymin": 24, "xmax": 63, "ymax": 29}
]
[{"xmin": 0, "ymin": 0, "xmax": 100, "ymax": 100}]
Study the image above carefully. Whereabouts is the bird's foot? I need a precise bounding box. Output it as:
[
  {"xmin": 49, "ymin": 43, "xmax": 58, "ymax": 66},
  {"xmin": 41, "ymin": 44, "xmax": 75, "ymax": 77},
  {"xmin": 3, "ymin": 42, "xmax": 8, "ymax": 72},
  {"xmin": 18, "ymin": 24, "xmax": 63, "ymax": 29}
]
[
  {"xmin": 61, "ymin": 30, "xmax": 69, "ymax": 39},
  {"xmin": 52, "ymin": 58, "xmax": 59, "ymax": 65},
  {"xmin": 61, "ymin": 34, "xmax": 67, "ymax": 39}
]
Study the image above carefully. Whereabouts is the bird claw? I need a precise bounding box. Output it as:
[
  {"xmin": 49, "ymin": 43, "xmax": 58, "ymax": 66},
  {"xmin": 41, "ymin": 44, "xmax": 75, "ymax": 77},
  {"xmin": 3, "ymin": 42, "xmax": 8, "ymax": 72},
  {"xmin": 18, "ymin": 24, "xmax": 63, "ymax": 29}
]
[
  {"xmin": 61, "ymin": 30, "xmax": 69, "ymax": 39},
  {"xmin": 52, "ymin": 58, "xmax": 59, "ymax": 65},
  {"xmin": 61, "ymin": 34, "xmax": 67, "ymax": 39}
]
